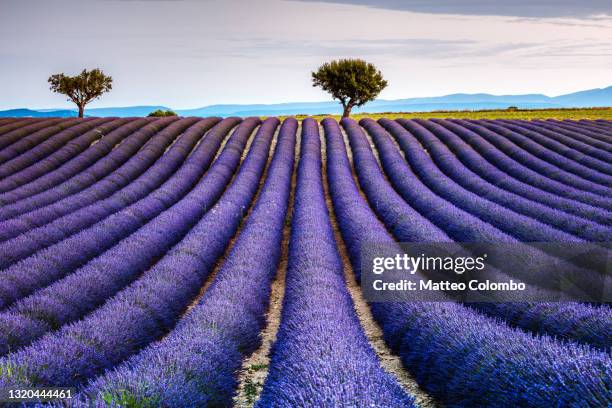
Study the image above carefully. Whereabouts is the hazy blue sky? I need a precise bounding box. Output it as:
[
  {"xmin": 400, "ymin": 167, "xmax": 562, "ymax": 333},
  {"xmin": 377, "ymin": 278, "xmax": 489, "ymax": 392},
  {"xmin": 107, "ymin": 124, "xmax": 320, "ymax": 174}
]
[{"xmin": 1, "ymin": 0, "xmax": 611, "ymax": 109}]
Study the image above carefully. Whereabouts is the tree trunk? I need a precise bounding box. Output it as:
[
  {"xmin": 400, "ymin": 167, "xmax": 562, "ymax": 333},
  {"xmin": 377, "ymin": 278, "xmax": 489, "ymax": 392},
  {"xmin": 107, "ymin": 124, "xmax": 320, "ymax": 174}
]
[
  {"xmin": 342, "ymin": 105, "xmax": 352, "ymax": 118},
  {"xmin": 78, "ymin": 105, "xmax": 85, "ymax": 118}
]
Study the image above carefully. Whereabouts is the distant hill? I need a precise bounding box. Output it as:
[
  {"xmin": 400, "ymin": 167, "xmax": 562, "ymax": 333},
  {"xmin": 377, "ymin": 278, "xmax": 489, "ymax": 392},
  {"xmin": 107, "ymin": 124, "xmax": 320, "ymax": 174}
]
[
  {"xmin": 0, "ymin": 108, "xmax": 78, "ymax": 118},
  {"xmin": 552, "ymin": 86, "xmax": 612, "ymax": 106},
  {"xmin": 86, "ymin": 106, "xmax": 170, "ymax": 117},
  {"xmin": 3, "ymin": 86, "xmax": 611, "ymax": 117}
]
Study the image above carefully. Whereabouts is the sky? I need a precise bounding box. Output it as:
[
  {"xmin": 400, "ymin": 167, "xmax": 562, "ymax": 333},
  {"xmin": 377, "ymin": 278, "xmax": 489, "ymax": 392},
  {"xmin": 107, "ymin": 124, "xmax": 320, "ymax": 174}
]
[{"xmin": 0, "ymin": 0, "xmax": 611, "ymax": 110}]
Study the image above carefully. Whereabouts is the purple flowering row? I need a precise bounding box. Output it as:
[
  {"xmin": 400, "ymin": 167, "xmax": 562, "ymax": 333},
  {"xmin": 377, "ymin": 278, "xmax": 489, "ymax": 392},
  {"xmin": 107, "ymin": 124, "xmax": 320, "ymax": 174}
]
[
  {"xmin": 361, "ymin": 119, "xmax": 592, "ymax": 286},
  {"xmin": 383, "ymin": 120, "xmax": 603, "ymax": 273},
  {"xmin": 324, "ymin": 119, "xmax": 611, "ymax": 407},
  {"xmin": 0, "ymin": 118, "xmax": 115, "ymax": 180},
  {"xmin": 0, "ymin": 118, "xmax": 151, "ymax": 203},
  {"xmin": 0, "ymin": 120, "xmax": 29, "ymax": 138},
  {"xmin": 468, "ymin": 119, "xmax": 612, "ymax": 188},
  {"xmin": 338, "ymin": 119, "xmax": 612, "ymax": 349},
  {"xmin": 0, "ymin": 118, "xmax": 277, "ymax": 390},
  {"xmin": 0, "ymin": 117, "xmax": 255, "ymax": 358},
  {"xmin": 585, "ymin": 119, "xmax": 612, "ymax": 133},
  {"xmin": 392, "ymin": 119, "xmax": 611, "ymax": 241},
  {"xmin": 342, "ymin": 122, "xmax": 450, "ymax": 247},
  {"xmin": 431, "ymin": 119, "xmax": 612, "ymax": 210},
  {"xmin": 380, "ymin": 119, "xmax": 584, "ymax": 243},
  {"xmin": 0, "ymin": 117, "xmax": 223, "ymax": 270},
  {"xmin": 575, "ymin": 119, "xmax": 612, "ymax": 134},
  {"xmin": 535, "ymin": 119, "xmax": 612, "ymax": 152},
  {"xmin": 0, "ymin": 119, "xmax": 65, "ymax": 150},
  {"xmin": 0, "ymin": 118, "xmax": 90, "ymax": 166},
  {"xmin": 360, "ymin": 118, "xmax": 514, "ymax": 242},
  {"xmin": 72, "ymin": 118, "xmax": 298, "ymax": 407},
  {"xmin": 443, "ymin": 119, "xmax": 612, "ymax": 201},
  {"xmin": 0, "ymin": 117, "xmax": 243, "ymax": 310},
  {"xmin": 405, "ymin": 118, "xmax": 611, "ymax": 225},
  {"xmin": 0, "ymin": 118, "xmax": 26, "ymax": 130},
  {"xmin": 0, "ymin": 116, "xmax": 179, "ymax": 229},
  {"xmin": 562, "ymin": 119, "xmax": 612, "ymax": 138},
  {"xmin": 0, "ymin": 118, "xmax": 133, "ymax": 193},
  {"xmin": 495, "ymin": 120, "xmax": 612, "ymax": 172},
  {"xmin": 256, "ymin": 118, "xmax": 415, "ymax": 407}
]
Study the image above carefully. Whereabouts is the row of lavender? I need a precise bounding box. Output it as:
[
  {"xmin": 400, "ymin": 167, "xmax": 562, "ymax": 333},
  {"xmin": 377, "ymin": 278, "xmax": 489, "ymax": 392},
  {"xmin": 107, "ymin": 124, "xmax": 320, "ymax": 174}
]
[
  {"xmin": 67, "ymin": 119, "xmax": 414, "ymax": 407},
  {"xmin": 0, "ymin": 117, "xmax": 609, "ymax": 406},
  {"xmin": 0, "ymin": 117, "xmax": 278, "ymax": 395},
  {"xmin": 324, "ymin": 118, "xmax": 610, "ymax": 406},
  {"xmin": 0, "ymin": 117, "xmax": 413, "ymax": 407},
  {"xmin": 0, "ymin": 118, "xmax": 411, "ymax": 408}
]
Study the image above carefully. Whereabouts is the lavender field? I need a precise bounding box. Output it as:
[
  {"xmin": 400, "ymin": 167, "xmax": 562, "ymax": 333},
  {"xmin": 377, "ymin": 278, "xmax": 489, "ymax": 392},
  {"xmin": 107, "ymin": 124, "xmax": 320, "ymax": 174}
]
[{"xmin": 0, "ymin": 116, "xmax": 609, "ymax": 407}]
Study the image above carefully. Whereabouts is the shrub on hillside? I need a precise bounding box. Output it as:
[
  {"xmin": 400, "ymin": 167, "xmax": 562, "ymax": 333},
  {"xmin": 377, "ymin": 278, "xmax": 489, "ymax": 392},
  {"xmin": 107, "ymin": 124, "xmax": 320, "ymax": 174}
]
[{"xmin": 148, "ymin": 109, "xmax": 178, "ymax": 117}]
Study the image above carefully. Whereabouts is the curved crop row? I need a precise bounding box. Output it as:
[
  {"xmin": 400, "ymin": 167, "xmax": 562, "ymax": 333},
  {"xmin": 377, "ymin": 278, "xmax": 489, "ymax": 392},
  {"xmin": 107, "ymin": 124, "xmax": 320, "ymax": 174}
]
[
  {"xmin": 342, "ymin": 119, "xmax": 611, "ymax": 349},
  {"xmin": 589, "ymin": 118, "xmax": 612, "ymax": 129},
  {"xmin": 414, "ymin": 119, "xmax": 611, "ymax": 225},
  {"xmin": 363, "ymin": 120, "xmax": 603, "ymax": 294},
  {"xmin": 0, "ymin": 119, "xmax": 64, "ymax": 150},
  {"xmin": 0, "ymin": 118, "xmax": 29, "ymax": 133},
  {"xmin": 468, "ymin": 301, "xmax": 612, "ymax": 351},
  {"xmin": 0, "ymin": 120, "xmax": 37, "ymax": 138},
  {"xmin": 0, "ymin": 118, "xmax": 114, "ymax": 179},
  {"xmin": 431, "ymin": 119, "xmax": 612, "ymax": 210},
  {"xmin": 0, "ymin": 118, "xmax": 132, "ymax": 193},
  {"xmin": 449, "ymin": 119, "xmax": 612, "ymax": 196},
  {"xmin": 0, "ymin": 118, "xmax": 277, "ymax": 390},
  {"xmin": 396, "ymin": 119, "xmax": 610, "ymax": 241},
  {"xmin": 74, "ymin": 118, "xmax": 298, "ymax": 408},
  {"xmin": 383, "ymin": 119, "xmax": 583, "ymax": 243},
  {"xmin": 0, "ymin": 118, "xmax": 22, "ymax": 125},
  {"xmin": 256, "ymin": 118, "xmax": 415, "ymax": 407},
  {"xmin": 0, "ymin": 116, "xmax": 179, "ymax": 229},
  {"xmin": 333, "ymin": 120, "xmax": 450, "ymax": 247},
  {"xmin": 574, "ymin": 119, "xmax": 612, "ymax": 132},
  {"xmin": 567, "ymin": 119, "xmax": 612, "ymax": 133},
  {"xmin": 344, "ymin": 119, "xmax": 610, "ymax": 349},
  {"xmin": 482, "ymin": 119, "xmax": 612, "ymax": 181},
  {"xmin": 0, "ymin": 118, "xmax": 90, "ymax": 166},
  {"xmin": 540, "ymin": 120, "xmax": 612, "ymax": 150},
  {"xmin": 0, "ymin": 117, "xmax": 223, "ymax": 269},
  {"xmin": 0, "ymin": 118, "xmax": 150, "ymax": 204},
  {"xmin": 0, "ymin": 118, "xmax": 247, "ymax": 310},
  {"xmin": 508, "ymin": 120, "xmax": 612, "ymax": 166},
  {"xmin": 0, "ymin": 118, "xmax": 151, "ymax": 202},
  {"xmin": 325, "ymin": 119, "xmax": 611, "ymax": 407},
  {"xmin": 0, "ymin": 117, "xmax": 256, "ymax": 356},
  {"xmin": 582, "ymin": 120, "xmax": 612, "ymax": 137},
  {"xmin": 360, "ymin": 119, "xmax": 514, "ymax": 243}
]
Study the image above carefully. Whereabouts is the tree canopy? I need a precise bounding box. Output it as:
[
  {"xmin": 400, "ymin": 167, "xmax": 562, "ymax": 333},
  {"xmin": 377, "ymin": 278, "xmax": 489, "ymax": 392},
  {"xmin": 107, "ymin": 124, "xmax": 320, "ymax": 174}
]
[
  {"xmin": 48, "ymin": 68, "xmax": 113, "ymax": 117},
  {"xmin": 148, "ymin": 109, "xmax": 178, "ymax": 117},
  {"xmin": 312, "ymin": 59, "xmax": 388, "ymax": 117}
]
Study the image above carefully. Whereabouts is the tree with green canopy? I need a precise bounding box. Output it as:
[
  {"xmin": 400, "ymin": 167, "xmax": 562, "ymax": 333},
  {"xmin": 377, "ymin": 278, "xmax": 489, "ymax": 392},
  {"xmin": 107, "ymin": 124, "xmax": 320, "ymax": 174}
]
[
  {"xmin": 312, "ymin": 59, "xmax": 388, "ymax": 118},
  {"xmin": 48, "ymin": 68, "xmax": 113, "ymax": 118}
]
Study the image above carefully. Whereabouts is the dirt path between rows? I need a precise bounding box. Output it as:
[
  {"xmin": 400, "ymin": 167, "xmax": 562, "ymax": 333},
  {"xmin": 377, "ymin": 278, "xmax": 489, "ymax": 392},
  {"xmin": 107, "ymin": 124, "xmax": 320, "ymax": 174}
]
[
  {"xmin": 325, "ymin": 124, "xmax": 440, "ymax": 408},
  {"xmin": 233, "ymin": 122, "xmax": 299, "ymax": 407}
]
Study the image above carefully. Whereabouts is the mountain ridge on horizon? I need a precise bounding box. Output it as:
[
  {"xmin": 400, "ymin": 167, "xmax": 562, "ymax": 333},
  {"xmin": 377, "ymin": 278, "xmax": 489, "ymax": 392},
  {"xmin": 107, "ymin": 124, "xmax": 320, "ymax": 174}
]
[{"xmin": 2, "ymin": 85, "xmax": 611, "ymax": 118}]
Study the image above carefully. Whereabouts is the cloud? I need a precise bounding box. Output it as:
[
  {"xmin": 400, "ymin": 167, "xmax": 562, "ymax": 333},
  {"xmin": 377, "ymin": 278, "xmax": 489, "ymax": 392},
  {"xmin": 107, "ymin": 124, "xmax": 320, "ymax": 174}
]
[
  {"xmin": 208, "ymin": 37, "xmax": 526, "ymax": 60},
  {"xmin": 142, "ymin": 36, "xmax": 608, "ymax": 63},
  {"xmin": 290, "ymin": 0, "xmax": 612, "ymax": 18}
]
